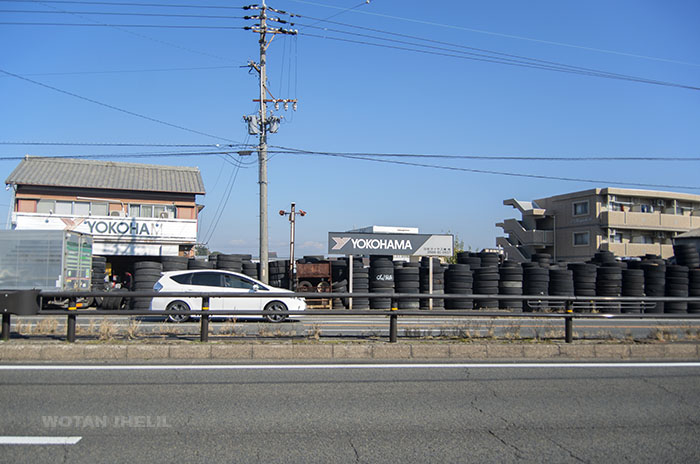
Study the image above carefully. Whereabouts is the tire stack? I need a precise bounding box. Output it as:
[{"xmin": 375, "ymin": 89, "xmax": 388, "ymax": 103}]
[
  {"xmin": 689, "ymin": 269, "xmax": 700, "ymax": 314},
  {"xmin": 369, "ymin": 256, "xmax": 394, "ymax": 309},
  {"xmin": 479, "ymin": 251, "xmax": 500, "ymax": 269},
  {"xmin": 498, "ymin": 261, "xmax": 523, "ymax": 310},
  {"xmin": 641, "ymin": 261, "xmax": 666, "ymax": 314},
  {"xmin": 331, "ymin": 259, "xmax": 349, "ymax": 308},
  {"xmin": 91, "ymin": 256, "xmax": 108, "ymax": 309},
  {"xmin": 444, "ymin": 264, "xmax": 473, "ymax": 309},
  {"xmin": 188, "ymin": 258, "xmax": 215, "ymax": 270},
  {"xmin": 215, "ymin": 254, "xmax": 244, "ymax": 273},
  {"xmin": 596, "ymin": 265, "xmax": 622, "ymax": 313},
  {"xmin": 161, "ymin": 256, "xmax": 188, "ymax": 272},
  {"xmin": 568, "ymin": 263, "xmax": 597, "ymax": 297},
  {"xmin": 548, "ymin": 268, "xmax": 574, "ymax": 310},
  {"xmin": 531, "ymin": 253, "xmax": 552, "ymax": 268},
  {"xmin": 395, "ymin": 264, "xmax": 420, "ymax": 309},
  {"xmin": 269, "ymin": 260, "xmax": 289, "ymax": 288},
  {"xmin": 420, "ymin": 257, "xmax": 445, "ymax": 310},
  {"xmin": 665, "ymin": 265, "xmax": 689, "ymax": 313},
  {"xmin": 242, "ymin": 258, "xmax": 258, "ymax": 279},
  {"xmin": 350, "ymin": 260, "xmax": 370, "ymax": 309},
  {"xmin": 522, "ymin": 266, "xmax": 549, "ymax": 312},
  {"xmin": 591, "ymin": 251, "xmax": 617, "ymax": 266},
  {"xmin": 131, "ymin": 260, "xmax": 163, "ymax": 311},
  {"xmin": 91, "ymin": 256, "xmax": 108, "ymax": 292},
  {"xmin": 673, "ymin": 243, "xmax": 700, "ymax": 269},
  {"xmin": 473, "ymin": 267, "xmax": 499, "ymax": 309},
  {"xmin": 621, "ymin": 269, "xmax": 645, "ymax": 313},
  {"xmin": 456, "ymin": 252, "xmax": 481, "ymax": 269}
]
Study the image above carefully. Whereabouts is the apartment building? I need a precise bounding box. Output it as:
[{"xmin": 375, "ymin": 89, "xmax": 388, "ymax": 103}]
[
  {"xmin": 5, "ymin": 157, "xmax": 205, "ymax": 273},
  {"xmin": 497, "ymin": 188, "xmax": 700, "ymax": 262}
]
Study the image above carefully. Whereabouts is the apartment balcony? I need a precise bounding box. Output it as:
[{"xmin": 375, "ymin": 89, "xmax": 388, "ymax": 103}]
[
  {"xmin": 498, "ymin": 218, "xmax": 554, "ymax": 246},
  {"xmin": 601, "ymin": 210, "xmax": 700, "ymax": 232},
  {"xmin": 601, "ymin": 242, "xmax": 674, "ymax": 259}
]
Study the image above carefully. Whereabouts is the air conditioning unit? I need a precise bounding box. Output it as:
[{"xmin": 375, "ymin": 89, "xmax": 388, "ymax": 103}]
[
  {"xmin": 110, "ymin": 211, "xmax": 125, "ymax": 217},
  {"xmin": 159, "ymin": 211, "xmax": 173, "ymax": 219}
]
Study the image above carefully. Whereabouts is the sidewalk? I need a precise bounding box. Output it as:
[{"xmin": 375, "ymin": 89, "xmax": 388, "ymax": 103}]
[{"xmin": 1, "ymin": 341, "xmax": 698, "ymax": 362}]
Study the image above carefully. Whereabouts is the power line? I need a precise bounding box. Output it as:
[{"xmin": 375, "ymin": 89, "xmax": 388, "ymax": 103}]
[
  {"xmin": 0, "ymin": 68, "xmax": 242, "ymax": 143},
  {"xmin": 267, "ymin": 147, "xmax": 700, "ymax": 162},
  {"xmin": 273, "ymin": 148, "xmax": 700, "ymax": 191},
  {"xmin": 0, "ymin": 9, "xmax": 244, "ymax": 19},
  {"xmin": 0, "ymin": 0, "xmax": 242, "ymax": 9},
  {"xmin": 287, "ymin": 0, "xmax": 700, "ymax": 68},
  {"xmin": 0, "ymin": 141, "xmax": 222, "ymax": 147},
  {"xmin": 296, "ymin": 31, "xmax": 700, "ymax": 92},
  {"xmin": 0, "ymin": 21, "xmax": 244, "ymax": 29},
  {"xmin": 1, "ymin": 65, "xmax": 239, "ymax": 76}
]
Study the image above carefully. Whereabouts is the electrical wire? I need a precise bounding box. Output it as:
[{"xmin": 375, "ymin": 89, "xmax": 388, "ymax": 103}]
[
  {"xmin": 0, "ymin": 0, "xmax": 242, "ymax": 9},
  {"xmin": 201, "ymin": 158, "xmax": 242, "ymax": 245},
  {"xmin": 0, "ymin": 68, "xmax": 242, "ymax": 144},
  {"xmin": 0, "ymin": 21, "xmax": 245, "ymax": 29},
  {"xmin": 296, "ymin": 31, "xmax": 700, "ymax": 91},
  {"xmin": 0, "ymin": 9, "xmax": 245, "ymax": 19},
  {"xmin": 287, "ymin": 0, "xmax": 700, "ymax": 68}
]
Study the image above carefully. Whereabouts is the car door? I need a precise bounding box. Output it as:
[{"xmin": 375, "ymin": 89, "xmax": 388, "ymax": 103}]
[
  {"xmin": 190, "ymin": 272, "xmax": 226, "ymax": 311},
  {"xmin": 221, "ymin": 273, "xmax": 264, "ymax": 313}
]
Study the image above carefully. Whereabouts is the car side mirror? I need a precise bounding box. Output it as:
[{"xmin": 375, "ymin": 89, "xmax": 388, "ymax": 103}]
[{"xmin": 252, "ymin": 284, "xmax": 260, "ymax": 292}]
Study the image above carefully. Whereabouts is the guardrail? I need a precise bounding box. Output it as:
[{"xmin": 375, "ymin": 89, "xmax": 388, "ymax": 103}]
[{"xmin": 2, "ymin": 290, "xmax": 700, "ymax": 344}]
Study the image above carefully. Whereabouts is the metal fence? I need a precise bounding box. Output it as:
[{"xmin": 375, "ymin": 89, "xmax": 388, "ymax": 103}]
[{"xmin": 2, "ymin": 290, "xmax": 700, "ymax": 344}]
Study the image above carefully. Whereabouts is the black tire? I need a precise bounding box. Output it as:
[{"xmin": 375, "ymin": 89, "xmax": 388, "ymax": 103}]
[
  {"xmin": 166, "ymin": 300, "xmax": 191, "ymax": 323},
  {"xmin": 263, "ymin": 301, "xmax": 288, "ymax": 323}
]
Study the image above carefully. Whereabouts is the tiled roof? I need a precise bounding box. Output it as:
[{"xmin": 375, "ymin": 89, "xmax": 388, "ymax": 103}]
[{"xmin": 5, "ymin": 157, "xmax": 205, "ymax": 194}]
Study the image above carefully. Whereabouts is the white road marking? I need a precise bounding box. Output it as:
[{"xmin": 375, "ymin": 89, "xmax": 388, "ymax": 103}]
[
  {"xmin": 0, "ymin": 362, "xmax": 698, "ymax": 370},
  {"xmin": 0, "ymin": 436, "xmax": 81, "ymax": 445}
]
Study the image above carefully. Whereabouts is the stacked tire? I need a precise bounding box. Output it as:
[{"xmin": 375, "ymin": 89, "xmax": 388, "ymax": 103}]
[
  {"xmin": 642, "ymin": 261, "xmax": 666, "ymax": 314},
  {"xmin": 395, "ymin": 264, "xmax": 420, "ymax": 309},
  {"xmin": 131, "ymin": 261, "xmax": 163, "ymax": 311},
  {"xmin": 673, "ymin": 244, "xmax": 700, "ymax": 269},
  {"xmin": 548, "ymin": 268, "xmax": 574, "ymax": 310},
  {"xmin": 498, "ymin": 261, "xmax": 523, "ymax": 310},
  {"xmin": 531, "ymin": 253, "xmax": 552, "ymax": 268},
  {"xmin": 420, "ymin": 257, "xmax": 445, "ymax": 310},
  {"xmin": 161, "ymin": 256, "xmax": 188, "ymax": 272},
  {"xmin": 523, "ymin": 267, "xmax": 548, "ymax": 312},
  {"xmin": 91, "ymin": 256, "xmax": 108, "ymax": 309},
  {"xmin": 689, "ymin": 269, "xmax": 700, "ymax": 313},
  {"xmin": 665, "ymin": 265, "xmax": 689, "ymax": 313},
  {"xmin": 189, "ymin": 258, "xmax": 215, "ymax": 270},
  {"xmin": 474, "ymin": 267, "xmax": 499, "ymax": 309},
  {"xmin": 456, "ymin": 252, "xmax": 481, "ymax": 269},
  {"xmin": 621, "ymin": 269, "xmax": 645, "ymax": 313},
  {"xmin": 596, "ymin": 265, "xmax": 622, "ymax": 313},
  {"xmin": 478, "ymin": 251, "xmax": 500, "ymax": 269},
  {"xmin": 568, "ymin": 263, "xmax": 597, "ymax": 299},
  {"xmin": 444, "ymin": 264, "xmax": 473, "ymax": 310},
  {"xmin": 369, "ymin": 256, "xmax": 394, "ymax": 309},
  {"xmin": 269, "ymin": 260, "xmax": 289, "ymax": 288},
  {"xmin": 331, "ymin": 259, "xmax": 349, "ymax": 308},
  {"xmin": 215, "ymin": 254, "xmax": 244, "ymax": 273},
  {"xmin": 351, "ymin": 261, "xmax": 370, "ymax": 309}
]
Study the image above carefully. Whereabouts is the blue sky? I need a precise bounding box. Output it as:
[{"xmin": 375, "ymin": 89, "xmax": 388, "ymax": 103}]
[{"xmin": 2, "ymin": 0, "xmax": 699, "ymax": 257}]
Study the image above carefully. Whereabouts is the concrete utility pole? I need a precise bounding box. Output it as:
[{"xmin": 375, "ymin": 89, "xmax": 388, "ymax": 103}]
[
  {"xmin": 243, "ymin": 2, "xmax": 297, "ymax": 284},
  {"xmin": 279, "ymin": 202, "xmax": 306, "ymax": 288}
]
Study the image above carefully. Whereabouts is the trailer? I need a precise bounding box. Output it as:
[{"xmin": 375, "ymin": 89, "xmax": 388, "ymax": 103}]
[{"xmin": 0, "ymin": 230, "xmax": 92, "ymax": 308}]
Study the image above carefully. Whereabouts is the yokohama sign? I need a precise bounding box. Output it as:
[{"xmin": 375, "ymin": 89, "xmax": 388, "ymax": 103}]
[{"xmin": 328, "ymin": 232, "xmax": 453, "ymax": 256}]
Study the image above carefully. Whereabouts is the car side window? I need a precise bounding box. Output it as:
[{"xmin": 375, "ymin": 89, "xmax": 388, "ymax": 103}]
[
  {"xmin": 223, "ymin": 274, "xmax": 257, "ymax": 290},
  {"xmin": 191, "ymin": 272, "xmax": 223, "ymax": 287},
  {"xmin": 171, "ymin": 273, "xmax": 192, "ymax": 285}
]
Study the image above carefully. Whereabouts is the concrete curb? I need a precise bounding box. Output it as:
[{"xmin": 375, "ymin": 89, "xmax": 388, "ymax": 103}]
[{"xmin": 1, "ymin": 342, "xmax": 698, "ymax": 362}]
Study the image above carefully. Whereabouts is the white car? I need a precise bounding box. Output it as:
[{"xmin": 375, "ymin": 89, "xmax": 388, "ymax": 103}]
[{"xmin": 150, "ymin": 269, "xmax": 306, "ymax": 323}]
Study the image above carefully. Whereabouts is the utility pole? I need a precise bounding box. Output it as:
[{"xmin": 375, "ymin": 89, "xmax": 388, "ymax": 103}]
[
  {"xmin": 279, "ymin": 202, "xmax": 306, "ymax": 288},
  {"xmin": 243, "ymin": 2, "xmax": 297, "ymax": 284}
]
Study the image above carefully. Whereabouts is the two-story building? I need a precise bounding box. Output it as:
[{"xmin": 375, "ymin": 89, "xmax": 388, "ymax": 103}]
[
  {"xmin": 497, "ymin": 187, "xmax": 700, "ymax": 262},
  {"xmin": 5, "ymin": 156, "xmax": 205, "ymax": 276}
]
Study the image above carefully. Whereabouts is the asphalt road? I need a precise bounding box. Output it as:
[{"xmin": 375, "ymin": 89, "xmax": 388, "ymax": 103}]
[{"xmin": 1, "ymin": 363, "xmax": 699, "ymax": 463}]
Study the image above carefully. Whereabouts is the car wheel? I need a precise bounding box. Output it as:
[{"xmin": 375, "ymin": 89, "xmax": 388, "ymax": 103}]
[
  {"xmin": 166, "ymin": 300, "xmax": 191, "ymax": 323},
  {"xmin": 263, "ymin": 301, "xmax": 287, "ymax": 323}
]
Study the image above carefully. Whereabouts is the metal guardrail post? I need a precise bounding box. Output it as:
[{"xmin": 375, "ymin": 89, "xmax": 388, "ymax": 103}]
[
  {"xmin": 389, "ymin": 299, "xmax": 398, "ymax": 343},
  {"xmin": 565, "ymin": 300, "xmax": 574, "ymax": 343},
  {"xmin": 200, "ymin": 296, "xmax": 210, "ymax": 342},
  {"xmin": 2, "ymin": 313, "xmax": 10, "ymax": 341},
  {"xmin": 67, "ymin": 298, "xmax": 77, "ymax": 343}
]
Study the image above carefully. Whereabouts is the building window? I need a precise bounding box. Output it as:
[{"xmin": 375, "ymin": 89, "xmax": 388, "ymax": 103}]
[
  {"xmin": 573, "ymin": 231, "xmax": 590, "ymax": 246},
  {"xmin": 573, "ymin": 201, "xmax": 589, "ymax": 216},
  {"xmin": 612, "ymin": 232, "xmax": 623, "ymax": 243},
  {"xmin": 129, "ymin": 204, "xmax": 176, "ymax": 218},
  {"xmin": 36, "ymin": 199, "xmax": 103, "ymax": 216}
]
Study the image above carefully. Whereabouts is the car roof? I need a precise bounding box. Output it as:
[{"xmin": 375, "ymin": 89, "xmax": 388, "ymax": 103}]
[{"xmin": 162, "ymin": 269, "xmax": 253, "ymax": 278}]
